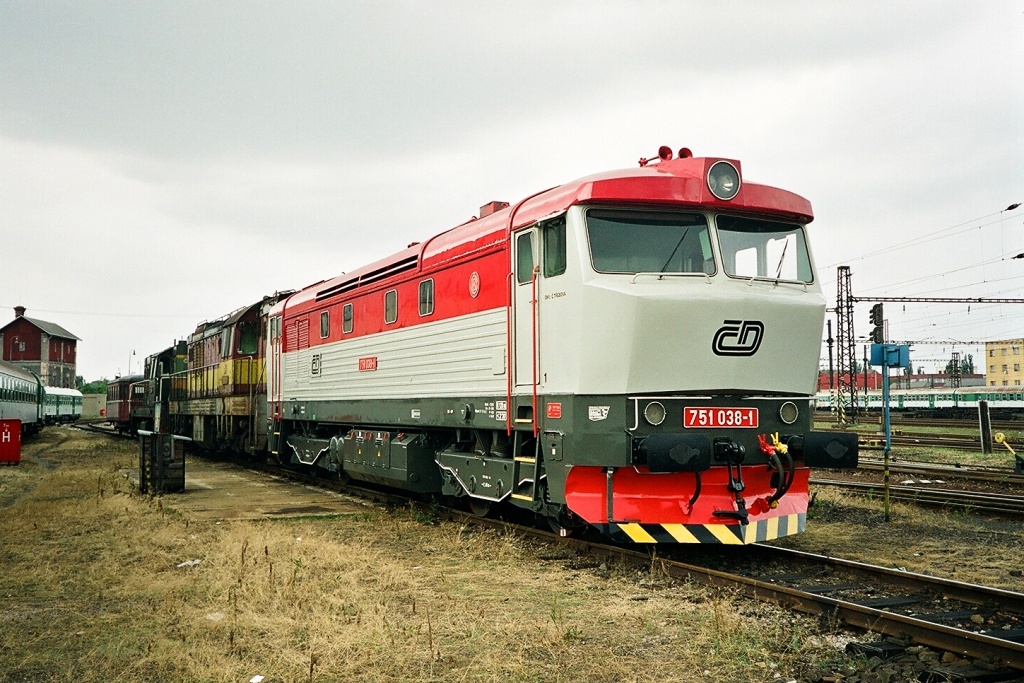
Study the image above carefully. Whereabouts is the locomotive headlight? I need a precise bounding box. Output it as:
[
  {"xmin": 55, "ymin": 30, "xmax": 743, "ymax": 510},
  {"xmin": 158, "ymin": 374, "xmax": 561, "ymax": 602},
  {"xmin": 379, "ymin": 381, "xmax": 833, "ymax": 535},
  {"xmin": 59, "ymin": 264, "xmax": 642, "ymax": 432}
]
[
  {"xmin": 707, "ymin": 161, "xmax": 741, "ymax": 200},
  {"xmin": 779, "ymin": 401, "xmax": 799, "ymax": 425},
  {"xmin": 643, "ymin": 401, "xmax": 667, "ymax": 426}
]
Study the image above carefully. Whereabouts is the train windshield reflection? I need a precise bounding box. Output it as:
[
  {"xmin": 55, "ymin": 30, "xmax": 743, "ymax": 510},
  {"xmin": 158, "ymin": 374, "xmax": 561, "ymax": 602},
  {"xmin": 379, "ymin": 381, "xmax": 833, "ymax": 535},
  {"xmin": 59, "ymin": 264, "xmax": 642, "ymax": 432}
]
[
  {"xmin": 585, "ymin": 209, "xmax": 714, "ymax": 275},
  {"xmin": 716, "ymin": 215, "xmax": 813, "ymax": 283}
]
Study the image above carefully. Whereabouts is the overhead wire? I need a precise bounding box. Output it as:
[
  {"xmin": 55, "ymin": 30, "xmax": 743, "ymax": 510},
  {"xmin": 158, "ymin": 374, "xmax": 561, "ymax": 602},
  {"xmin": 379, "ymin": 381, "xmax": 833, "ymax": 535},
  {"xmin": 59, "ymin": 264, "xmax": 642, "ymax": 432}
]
[
  {"xmin": 0, "ymin": 304, "xmax": 197, "ymax": 320},
  {"xmin": 820, "ymin": 205, "xmax": 1021, "ymax": 271}
]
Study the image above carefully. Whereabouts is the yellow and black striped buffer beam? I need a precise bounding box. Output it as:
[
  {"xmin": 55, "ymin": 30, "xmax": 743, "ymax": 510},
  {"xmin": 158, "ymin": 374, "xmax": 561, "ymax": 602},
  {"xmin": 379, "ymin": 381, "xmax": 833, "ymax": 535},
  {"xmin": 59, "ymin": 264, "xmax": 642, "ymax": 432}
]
[{"xmin": 599, "ymin": 514, "xmax": 805, "ymax": 544}]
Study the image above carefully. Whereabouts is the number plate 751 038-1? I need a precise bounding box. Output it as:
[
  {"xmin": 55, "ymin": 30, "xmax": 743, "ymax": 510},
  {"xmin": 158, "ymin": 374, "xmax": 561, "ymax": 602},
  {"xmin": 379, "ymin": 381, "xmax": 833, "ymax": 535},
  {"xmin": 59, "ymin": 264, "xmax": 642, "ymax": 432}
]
[{"xmin": 683, "ymin": 407, "xmax": 758, "ymax": 428}]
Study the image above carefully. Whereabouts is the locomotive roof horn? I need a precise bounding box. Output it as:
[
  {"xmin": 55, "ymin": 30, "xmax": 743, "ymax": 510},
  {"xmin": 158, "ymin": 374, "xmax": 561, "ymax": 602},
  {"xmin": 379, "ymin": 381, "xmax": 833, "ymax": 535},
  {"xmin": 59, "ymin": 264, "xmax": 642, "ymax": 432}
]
[{"xmin": 638, "ymin": 145, "xmax": 693, "ymax": 167}]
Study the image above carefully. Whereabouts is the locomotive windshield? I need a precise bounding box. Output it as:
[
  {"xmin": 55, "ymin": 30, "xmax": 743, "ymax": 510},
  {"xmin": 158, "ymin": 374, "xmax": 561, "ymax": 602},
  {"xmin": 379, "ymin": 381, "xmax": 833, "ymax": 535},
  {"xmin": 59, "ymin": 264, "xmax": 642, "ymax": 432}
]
[
  {"xmin": 586, "ymin": 209, "xmax": 714, "ymax": 274},
  {"xmin": 716, "ymin": 215, "xmax": 813, "ymax": 283}
]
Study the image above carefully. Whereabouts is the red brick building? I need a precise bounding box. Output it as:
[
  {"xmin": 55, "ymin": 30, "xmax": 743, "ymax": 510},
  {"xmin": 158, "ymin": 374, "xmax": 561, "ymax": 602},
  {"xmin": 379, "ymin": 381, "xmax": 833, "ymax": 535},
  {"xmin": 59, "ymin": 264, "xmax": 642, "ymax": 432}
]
[
  {"xmin": 817, "ymin": 370, "xmax": 883, "ymax": 392},
  {"xmin": 0, "ymin": 306, "xmax": 80, "ymax": 389}
]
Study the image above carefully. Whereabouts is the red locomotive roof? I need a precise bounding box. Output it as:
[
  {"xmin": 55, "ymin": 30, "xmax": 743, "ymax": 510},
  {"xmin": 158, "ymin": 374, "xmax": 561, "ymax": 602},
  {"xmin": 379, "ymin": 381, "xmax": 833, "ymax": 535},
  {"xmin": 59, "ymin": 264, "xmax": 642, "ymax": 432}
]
[
  {"xmin": 511, "ymin": 156, "xmax": 813, "ymax": 226},
  {"xmin": 280, "ymin": 155, "xmax": 813, "ymax": 310}
]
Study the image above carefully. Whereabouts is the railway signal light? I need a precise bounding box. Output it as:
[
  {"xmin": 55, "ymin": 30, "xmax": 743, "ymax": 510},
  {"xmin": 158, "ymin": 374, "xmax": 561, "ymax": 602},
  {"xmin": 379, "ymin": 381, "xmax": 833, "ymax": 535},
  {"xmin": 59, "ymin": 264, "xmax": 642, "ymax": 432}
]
[{"xmin": 869, "ymin": 303, "xmax": 884, "ymax": 343}]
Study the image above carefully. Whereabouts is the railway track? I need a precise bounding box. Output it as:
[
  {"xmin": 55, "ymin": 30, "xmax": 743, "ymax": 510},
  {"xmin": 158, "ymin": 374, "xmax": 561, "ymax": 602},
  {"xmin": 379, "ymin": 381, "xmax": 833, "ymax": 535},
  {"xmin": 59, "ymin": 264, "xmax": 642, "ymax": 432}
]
[
  {"xmin": 855, "ymin": 432, "xmax": 989, "ymax": 451},
  {"xmin": 821, "ymin": 415, "xmax": 1024, "ymax": 433},
  {"xmin": 736, "ymin": 545, "xmax": 1024, "ymax": 671},
  {"xmin": 73, "ymin": 420, "xmax": 134, "ymax": 439},
  {"xmin": 884, "ymin": 417, "xmax": 1019, "ymax": 432},
  {"xmin": 856, "ymin": 456, "xmax": 1024, "ymax": 484},
  {"xmin": 470, "ymin": 516, "xmax": 1024, "ymax": 673},
  {"xmin": 812, "ymin": 456, "xmax": 1024, "ymax": 516},
  {"xmin": 810, "ymin": 477, "xmax": 1024, "ymax": 516},
  {"xmin": 877, "ymin": 416, "xmax": 1024, "ymax": 433},
  {"xmin": 827, "ymin": 428, "xmax": 1022, "ymax": 453}
]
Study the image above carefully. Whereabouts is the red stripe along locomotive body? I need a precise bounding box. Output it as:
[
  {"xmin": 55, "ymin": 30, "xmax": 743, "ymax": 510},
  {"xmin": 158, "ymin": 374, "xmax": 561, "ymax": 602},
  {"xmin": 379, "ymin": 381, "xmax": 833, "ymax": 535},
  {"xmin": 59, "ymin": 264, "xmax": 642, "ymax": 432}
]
[{"xmin": 245, "ymin": 146, "xmax": 857, "ymax": 543}]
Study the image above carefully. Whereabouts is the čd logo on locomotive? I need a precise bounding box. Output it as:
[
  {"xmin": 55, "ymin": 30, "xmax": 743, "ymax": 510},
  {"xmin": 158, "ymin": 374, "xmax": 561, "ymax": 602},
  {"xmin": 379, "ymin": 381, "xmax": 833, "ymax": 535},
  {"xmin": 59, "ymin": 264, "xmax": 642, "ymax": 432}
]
[{"xmin": 712, "ymin": 320, "xmax": 764, "ymax": 357}]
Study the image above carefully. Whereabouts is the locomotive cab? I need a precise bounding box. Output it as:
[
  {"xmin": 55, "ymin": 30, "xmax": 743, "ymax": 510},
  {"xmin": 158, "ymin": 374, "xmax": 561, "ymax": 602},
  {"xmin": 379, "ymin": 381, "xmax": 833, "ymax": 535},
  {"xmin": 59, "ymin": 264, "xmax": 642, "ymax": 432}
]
[{"xmin": 508, "ymin": 155, "xmax": 857, "ymax": 542}]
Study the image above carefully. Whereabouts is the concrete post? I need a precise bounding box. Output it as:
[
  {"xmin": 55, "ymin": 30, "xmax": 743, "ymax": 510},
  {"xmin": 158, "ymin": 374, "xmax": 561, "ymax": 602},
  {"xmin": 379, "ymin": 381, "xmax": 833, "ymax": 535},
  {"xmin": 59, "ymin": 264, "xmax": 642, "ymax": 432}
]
[{"xmin": 978, "ymin": 400, "xmax": 993, "ymax": 455}]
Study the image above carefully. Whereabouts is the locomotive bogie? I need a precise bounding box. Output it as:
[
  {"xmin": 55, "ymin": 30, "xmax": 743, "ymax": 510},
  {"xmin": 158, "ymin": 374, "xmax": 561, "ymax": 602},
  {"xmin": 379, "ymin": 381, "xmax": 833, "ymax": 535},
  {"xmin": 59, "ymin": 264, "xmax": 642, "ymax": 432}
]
[{"xmin": 173, "ymin": 410, "xmax": 262, "ymax": 453}]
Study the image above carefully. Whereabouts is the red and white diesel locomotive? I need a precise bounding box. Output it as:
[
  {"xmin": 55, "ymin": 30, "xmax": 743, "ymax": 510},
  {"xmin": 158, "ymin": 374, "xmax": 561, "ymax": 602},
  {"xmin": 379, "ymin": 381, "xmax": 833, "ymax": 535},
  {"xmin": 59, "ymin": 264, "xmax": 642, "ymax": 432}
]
[{"xmin": 249, "ymin": 146, "xmax": 858, "ymax": 544}]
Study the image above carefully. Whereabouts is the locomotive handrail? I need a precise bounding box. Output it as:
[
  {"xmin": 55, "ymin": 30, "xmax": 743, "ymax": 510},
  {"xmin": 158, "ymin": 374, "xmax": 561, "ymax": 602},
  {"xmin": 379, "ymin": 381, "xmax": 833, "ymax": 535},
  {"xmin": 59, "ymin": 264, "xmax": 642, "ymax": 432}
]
[
  {"xmin": 246, "ymin": 355, "xmax": 258, "ymax": 451},
  {"xmin": 531, "ymin": 264, "xmax": 540, "ymax": 437},
  {"xmin": 629, "ymin": 271, "xmax": 713, "ymax": 284},
  {"xmin": 505, "ymin": 272, "xmax": 514, "ymax": 435}
]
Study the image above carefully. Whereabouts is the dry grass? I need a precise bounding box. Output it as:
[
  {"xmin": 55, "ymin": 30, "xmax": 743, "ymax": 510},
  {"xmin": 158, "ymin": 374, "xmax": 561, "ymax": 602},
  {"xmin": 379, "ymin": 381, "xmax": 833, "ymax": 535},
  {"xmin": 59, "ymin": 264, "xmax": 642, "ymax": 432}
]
[{"xmin": 1, "ymin": 430, "xmax": 853, "ymax": 683}]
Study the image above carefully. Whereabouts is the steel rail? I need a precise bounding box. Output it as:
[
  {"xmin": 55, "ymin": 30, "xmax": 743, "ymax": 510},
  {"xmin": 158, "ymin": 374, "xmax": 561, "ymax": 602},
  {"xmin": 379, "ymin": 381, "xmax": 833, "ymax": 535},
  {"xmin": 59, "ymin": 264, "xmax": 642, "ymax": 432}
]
[
  {"xmin": 811, "ymin": 478, "xmax": 1024, "ymax": 515},
  {"xmin": 855, "ymin": 457, "xmax": 1024, "ymax": 484},
  {"xmin": 73, "ymin": 421, "xmax": 134, "ymax": 440},
  {"xmin": 886, "ymin": 416, "xmax": 1024, "ymax": 431},
  {"xmin": 863, "ymin": 434, "xmax": 985, "ymax": 451},
  {"xmin": 749, "ymin": 545, "xmax": 1024, "ymax": 612},
  {"xmin": 541, "ymin": 537, "xmax": 1024, "ymax": 670}
]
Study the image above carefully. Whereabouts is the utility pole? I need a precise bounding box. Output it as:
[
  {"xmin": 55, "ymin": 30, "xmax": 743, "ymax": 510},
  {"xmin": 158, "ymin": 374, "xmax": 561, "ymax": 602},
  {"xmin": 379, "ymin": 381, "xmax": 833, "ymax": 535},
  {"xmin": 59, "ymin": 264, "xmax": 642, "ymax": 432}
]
[{"xmin": 836, "ymin": 266, "xmax": 857, "ymax": 423}]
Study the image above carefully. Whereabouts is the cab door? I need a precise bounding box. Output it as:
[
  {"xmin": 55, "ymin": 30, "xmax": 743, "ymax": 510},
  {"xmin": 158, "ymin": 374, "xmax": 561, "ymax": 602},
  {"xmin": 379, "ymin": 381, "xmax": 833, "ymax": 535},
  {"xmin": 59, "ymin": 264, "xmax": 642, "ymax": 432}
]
[
  {"xmin": 267, "ymin": 315, "xmax": 283, "ymax": 417},
  {"xmin": 513, "ymin": 228, "xmax": 539, "ymax": 389},
  {"xmin": 513, "ymin": 217, "xmax": 569, "ymax": 391}
]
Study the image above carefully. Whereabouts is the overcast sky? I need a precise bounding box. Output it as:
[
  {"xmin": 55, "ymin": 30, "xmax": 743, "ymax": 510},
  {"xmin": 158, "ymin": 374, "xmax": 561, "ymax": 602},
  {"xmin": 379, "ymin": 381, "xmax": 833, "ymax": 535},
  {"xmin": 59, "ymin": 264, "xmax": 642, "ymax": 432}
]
[{"xmin": 1, "ymin": 1, "xmax": 1022, "ymax": 381}]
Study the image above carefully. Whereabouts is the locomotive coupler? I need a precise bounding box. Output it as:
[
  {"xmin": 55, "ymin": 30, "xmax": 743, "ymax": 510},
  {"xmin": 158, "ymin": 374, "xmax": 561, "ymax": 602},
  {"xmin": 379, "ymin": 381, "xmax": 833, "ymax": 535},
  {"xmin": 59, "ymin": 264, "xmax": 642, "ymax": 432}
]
[
  {"xmin": 713, "ymin": 438, "xmax": 745, "ymax": 492},
  {"xmin": 711, "ymin": 438, "xmax": 749, "ymax": 524}
]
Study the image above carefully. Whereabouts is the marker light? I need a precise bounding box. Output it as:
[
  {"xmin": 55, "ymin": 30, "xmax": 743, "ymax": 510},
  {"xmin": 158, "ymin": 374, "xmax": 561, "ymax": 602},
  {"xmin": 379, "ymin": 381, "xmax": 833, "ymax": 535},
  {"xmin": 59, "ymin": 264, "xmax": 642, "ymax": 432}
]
[
  {"xmin": 779, "ymin": 401, "xmax": 799, "ymax": 425},
  {"xmin": 707, "ymin": 161, "xmax": 741, "ymax": 200},
  {"xmin": 644, "ymin": 401, "xmax": 667, "ymax": 426}
]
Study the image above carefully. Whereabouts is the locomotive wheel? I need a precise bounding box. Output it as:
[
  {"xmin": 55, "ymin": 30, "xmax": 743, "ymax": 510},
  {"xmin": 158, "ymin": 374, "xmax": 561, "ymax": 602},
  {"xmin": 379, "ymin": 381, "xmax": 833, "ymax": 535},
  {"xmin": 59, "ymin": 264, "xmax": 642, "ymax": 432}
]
[
  {"xmin": 468, "ymin": 498, "xmax": 492, "ymax": 518},
  {"xmin": 547, "ymin": 516, "xmax": 576, "ymax": 538},
  {"xmin": 545, "ymin": 508, "xmax": 584, "ymax": 538}
]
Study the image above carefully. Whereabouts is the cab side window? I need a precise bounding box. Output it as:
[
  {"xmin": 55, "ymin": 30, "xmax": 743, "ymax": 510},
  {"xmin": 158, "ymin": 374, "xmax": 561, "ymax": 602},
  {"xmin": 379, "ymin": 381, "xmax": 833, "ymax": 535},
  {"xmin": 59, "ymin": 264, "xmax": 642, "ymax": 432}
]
[
  {"xmin": 516, "ymin": 232, "xmax": 535, "ymax": 285},
  {"xmin": 543, "ymin": 218, "xmax": 566, "ymax": 277},
  {"xmin": 343, "ymin": 304, "xmax": 353, "ymax": 334},
  {"xmin": 385, "ymin": 290, "xmax": 398, "ymax": 324},
  {"xmin": 418, "ymin": 279, "xmax": 434, "ymax": 316}
]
